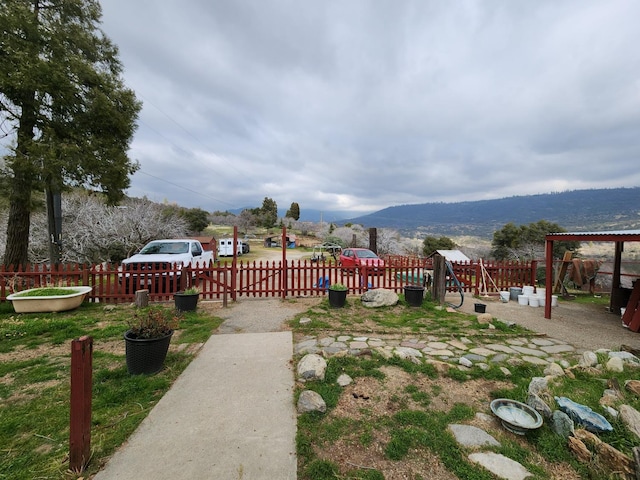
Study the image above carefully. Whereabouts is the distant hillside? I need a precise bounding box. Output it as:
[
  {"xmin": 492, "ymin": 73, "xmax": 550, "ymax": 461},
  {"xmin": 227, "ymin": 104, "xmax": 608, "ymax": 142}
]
[{"xmin": 342, "ymin": 187, "xmax": 640, "ymax": 238}]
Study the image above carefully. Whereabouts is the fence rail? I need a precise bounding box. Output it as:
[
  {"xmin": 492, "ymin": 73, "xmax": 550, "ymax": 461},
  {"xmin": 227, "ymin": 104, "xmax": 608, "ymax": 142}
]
[{"xmin": 1, "ymin": 259, "xmax": 542, "ymax": 304}]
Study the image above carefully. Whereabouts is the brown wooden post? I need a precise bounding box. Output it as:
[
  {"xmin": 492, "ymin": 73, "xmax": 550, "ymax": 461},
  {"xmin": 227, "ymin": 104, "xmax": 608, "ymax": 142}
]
[
  {"xmin": 69, "ymin": 335, "xmax": 93, "ymax": 473},
  {"xmin": 431, "ymin": 254, "xmax": 446, "ymax": 305},
  {"xmin": 282, "ymin": 226, "xmax": 288, "ymax": 298},
  {"xmin": 531, "ymin": 260, "xmax": 538, "ymax": 288},
  {"xmin": 544, "ymin": 239, "xmax": 554, "ymax": 319},
  {"xmin": 369, "ymin": 228, "xmax": 377, "ymax": 254},
  {"xmin": 135, "ymin": 289, "xmax": 149, "ymax": 308},
  {"xmin": 231, "ymin": 226, "xmax": 238, "ymax": 301}
]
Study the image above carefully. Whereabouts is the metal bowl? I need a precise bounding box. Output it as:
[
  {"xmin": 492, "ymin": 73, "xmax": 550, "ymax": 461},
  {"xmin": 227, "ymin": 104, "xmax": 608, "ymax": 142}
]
[{"xmin": 490, "ymin": 398, "xmax": 543, "ymax": 435}]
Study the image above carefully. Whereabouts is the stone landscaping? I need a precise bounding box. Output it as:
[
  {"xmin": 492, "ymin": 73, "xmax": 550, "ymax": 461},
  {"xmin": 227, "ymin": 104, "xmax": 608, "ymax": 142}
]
[{"xmin": 294, "ymin": 311, "xmax": 640, "ymax": 479}]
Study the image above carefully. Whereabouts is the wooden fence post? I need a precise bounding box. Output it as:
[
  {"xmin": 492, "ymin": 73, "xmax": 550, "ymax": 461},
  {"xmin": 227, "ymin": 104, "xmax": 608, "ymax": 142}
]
[
  {"xmin": 431, "ymin": 254, "xmax": 446, "ymax": 305},
  {"xmin": 69, "ymin": 335, "xmax": 93, "ymax": 473}
]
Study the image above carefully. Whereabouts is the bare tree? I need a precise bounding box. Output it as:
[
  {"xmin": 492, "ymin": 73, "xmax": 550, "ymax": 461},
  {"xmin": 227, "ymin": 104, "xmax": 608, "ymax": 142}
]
[
  {"xmin": 329, "ymin": 226, "xmax": 368, "ymax": 248},
  {"xmin": 25, "ymin": 192, "xmax": 188, "ymax": 264},
  {"xmin": 375, "ymin": 228, "xmax": 404, "ymax": 256}
]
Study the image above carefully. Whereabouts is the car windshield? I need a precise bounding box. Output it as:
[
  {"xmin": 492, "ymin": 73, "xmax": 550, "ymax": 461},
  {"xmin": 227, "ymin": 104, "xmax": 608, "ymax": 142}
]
[
  {"xmin": 357, "ymin": 250, "xmax": 378, "ymax": 259},
  {"xmin": 140, "ymin": 242, "xmax": 189, "ymax": 254}
]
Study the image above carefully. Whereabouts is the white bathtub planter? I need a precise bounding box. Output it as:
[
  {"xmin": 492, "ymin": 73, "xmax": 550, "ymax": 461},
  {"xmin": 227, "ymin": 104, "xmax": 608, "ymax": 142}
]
[{"xmin": 7, "ymin": 286, "xmax": 93, "ymax": 313}]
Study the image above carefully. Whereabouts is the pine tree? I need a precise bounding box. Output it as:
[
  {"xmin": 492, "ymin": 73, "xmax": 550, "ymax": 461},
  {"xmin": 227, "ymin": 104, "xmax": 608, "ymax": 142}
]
[{"xmin": 0, "ymin": 0, "xmax": 141, "ymax": 266}]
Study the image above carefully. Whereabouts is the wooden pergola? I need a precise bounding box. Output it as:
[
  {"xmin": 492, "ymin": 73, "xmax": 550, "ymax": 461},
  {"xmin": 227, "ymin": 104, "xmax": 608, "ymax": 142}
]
[{"xmin": 544, "ymin": 230, "xmax": 640, "ymax": 319}]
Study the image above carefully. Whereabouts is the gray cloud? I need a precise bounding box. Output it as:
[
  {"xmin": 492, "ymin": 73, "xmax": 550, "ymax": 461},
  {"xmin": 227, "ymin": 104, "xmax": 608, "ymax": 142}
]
[{"xmin": 98, "ymin": 0, "xmax": 640, "ymax": 214}]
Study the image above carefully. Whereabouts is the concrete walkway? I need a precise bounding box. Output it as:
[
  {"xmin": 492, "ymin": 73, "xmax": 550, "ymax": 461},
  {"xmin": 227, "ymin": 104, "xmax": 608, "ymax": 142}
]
[{"xmin": 94, "ymin": 331, "xmax": 297, "ymax": 480}]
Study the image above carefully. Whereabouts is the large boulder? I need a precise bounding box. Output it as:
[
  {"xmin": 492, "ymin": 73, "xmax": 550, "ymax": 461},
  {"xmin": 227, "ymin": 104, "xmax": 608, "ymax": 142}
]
[
  {"xmin": 361, "ymin": 288, "xmax": 399, "ymax": 308},
  {"xmin": 297, "ymin": 353, "xmax": 327, "ymax": 381},
  {"xmin": 297, "ymin": 390, "xmax": 326, "ymax": 413}
]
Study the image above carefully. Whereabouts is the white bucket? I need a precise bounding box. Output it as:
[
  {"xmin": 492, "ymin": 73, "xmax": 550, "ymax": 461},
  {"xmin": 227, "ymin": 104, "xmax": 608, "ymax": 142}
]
[
  {"xmin": 499, "ymin": 291, "xmax": 510, "ymax": 303},
  {"xmin": 518, "ymin": 294, "xmax": 528, "ymax": 306},
  {"xmin": 537, "ymin": 288, "xmax": 546, "ymax": 297},
  {"xmin": 522, "ymin": 285, "xmax": 535, "ymax": 296},
  {"xmin": 551, "ymin": 295, "xmax": 558, "ymax": 307},
  {"xmin": 537, "ymin": 294, "xmax": 546, "ymax": 305},
  {"xmin": 529, "ymin": 296, "xmax": 539, "ymax": 307}
]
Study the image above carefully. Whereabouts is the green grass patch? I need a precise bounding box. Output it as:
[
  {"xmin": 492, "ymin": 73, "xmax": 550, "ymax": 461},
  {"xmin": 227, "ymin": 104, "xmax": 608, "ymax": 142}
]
[
  {"xmin": 0, "ymin": 302, "xmax": 223, "ymax": 479},
  {"xmin": 10, "ymin": 287, "xmax": 85, "ymax": 297}
]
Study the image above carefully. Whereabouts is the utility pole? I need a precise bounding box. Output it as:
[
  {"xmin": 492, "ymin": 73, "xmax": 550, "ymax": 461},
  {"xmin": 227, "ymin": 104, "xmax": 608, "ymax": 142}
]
[{"xmin": 46, "ymin": 188, "xmax": 62, "ymax": 266}]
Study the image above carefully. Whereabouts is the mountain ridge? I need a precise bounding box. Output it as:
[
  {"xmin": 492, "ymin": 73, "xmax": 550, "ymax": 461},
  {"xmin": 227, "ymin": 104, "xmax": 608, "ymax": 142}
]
[{"xmin": 341, "ymin": 187, "xmax": 640, "ymax": 238}]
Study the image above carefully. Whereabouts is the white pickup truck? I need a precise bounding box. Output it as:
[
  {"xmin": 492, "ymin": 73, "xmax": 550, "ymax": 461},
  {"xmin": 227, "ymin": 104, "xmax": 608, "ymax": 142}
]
[{"xmin": 120, "ymin": 239, "xmax": 215, "ymax": 293}]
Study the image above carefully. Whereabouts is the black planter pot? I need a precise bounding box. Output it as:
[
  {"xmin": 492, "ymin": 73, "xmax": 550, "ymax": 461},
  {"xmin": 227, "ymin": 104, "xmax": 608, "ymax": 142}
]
[
  {"xmin": 474, "ymin": 303, "xmax": 487, "ymax": 313},
  {"xmin": 404, "ymin": 285, "xmax": 425, "ymax": 307},
  {"xmin": 328, "ymin": 289, "xmax": 347, "ymax": 308},
  {"xmin": 124, "ymin": 330, "xmax": 173, "ymax": 375},
  {"xmin": 174, "ymin": 292, "xmax": 199, "ymax": 312}
]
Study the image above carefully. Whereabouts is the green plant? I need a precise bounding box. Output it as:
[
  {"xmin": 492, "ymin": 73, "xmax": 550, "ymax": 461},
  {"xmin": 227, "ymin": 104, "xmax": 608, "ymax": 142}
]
[
  {"xmin": 127, "ymin": 306, "xmax": 181, "ymax": 339},
  {"xmin": 11, "ymin": 287, "xmax": 83, "ymax": 297},
  {"xmin": 182, "ymin": 286, "xmax": 201, "ymax": 295},
  {"xmin": 329, "ymin": 283, "xmax": 347, "ymax": 291}
]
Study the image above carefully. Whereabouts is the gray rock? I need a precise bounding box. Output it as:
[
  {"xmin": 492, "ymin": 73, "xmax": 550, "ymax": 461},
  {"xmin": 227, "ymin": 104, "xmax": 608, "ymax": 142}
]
[
  {"xmin": 527, "ymin": 393, "xmax": 553, "ymax": 419},
  {"xmin": 540, "ymin": 344, "xmax": 575, "ymax": 354},
  {"xmin": 619, "ymin": 404, "xmax": 640, "ymax": 440},
  {"xmin": 299, "ymin": 317, "xmax": 312, "ymax": 325},
  {"xmin": 297, "ymin": 390, "xmax": 326, "ymax": 413},
  {"xmin": 318, "ymin": 336, "xmax": 335, "ymax": 347},
  {"xmin": 499, "ymin": 367, "xmax": 512, "ymax": 376},
  {"xmin": 544, "ymin": 362, "xmax": 565, "ymax": 377},
  {"xmin": 531, "ymin": 338, "xmax": 555, "ymax": 346},
  {"xmin": 579, "ymin": 351, "xmax": 598, "ymax": 367},
  {"xmin": 394, "ymin": 346, "xmax": 423, "ymax": 360},
  {"xmin": 489, "ymin": 354, "xmax": 509, "ymax": 364},
  {"xmin": 550, "ymin": 410, "xmax": 574, "ymax": 438},
  {"xmin": 485, "ymin": 344, "xmax": 517, "ymax": 354},
  {"xmin": 448, "ymin": 424, "xmax": 500, "ymax": 448},
  {"xmin": 511, "ymin": 346, "xmax": 548, "ymax": 357},
  {"xmin": 528, "ymin": 377, "xmax": 549, "ymax": 396},
  {"xmin": 463, "ymin": 353, "xmax": 487, "ymax": 362},
  {"xmin": 458, "ymin": 357, "xmax": 473, "ymax": 368},
  {"xmin": 476, "ymin": 313, "xmax": 493, "ymax": 324},
  {"xmin": 295, "ymin": 338, "xmax": 317, "ymax": 353},
  {"xmin": 337, "ymin": 373, "xmax": 353, "ymax": 387},
  {"xmin": 609, "ymin": 351, "xmax": 640, "ymax": 365},
  {"xmin": 360, "ymin": 288, "xmax": 399, "ymax": 307},
  {"xmin": 468, "ymin": 452, "xmax": 533, "ymax": 480},
  {"xmin": 521, "ymin": 355, "xmax": 549, "ymax": 366},
  {"xmin": 297, "ymin": 353, "xmax": 327, "ymax": 381},
  {"xmin": 606, "ymin": 356, "xmax": 624, "ymax": 372},
  {"xmin": 602, "ymin": 406, "xmax": 619, "ymax": 419}
]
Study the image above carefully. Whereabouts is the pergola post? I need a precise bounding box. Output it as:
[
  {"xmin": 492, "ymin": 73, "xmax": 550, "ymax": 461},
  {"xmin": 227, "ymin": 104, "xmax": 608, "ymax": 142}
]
[{"xmin": 544, "ymin": 239, "xmax": 554, "ymax": 319}]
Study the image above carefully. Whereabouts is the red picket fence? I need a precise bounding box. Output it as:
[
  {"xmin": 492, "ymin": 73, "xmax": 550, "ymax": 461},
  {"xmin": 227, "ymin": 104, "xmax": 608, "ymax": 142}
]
[{"xmin": 0, "ymin": 259, "xmax": 539, "ymax": 303}]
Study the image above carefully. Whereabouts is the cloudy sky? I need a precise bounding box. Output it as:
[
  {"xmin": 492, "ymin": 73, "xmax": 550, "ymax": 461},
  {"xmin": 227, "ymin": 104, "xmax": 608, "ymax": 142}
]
[{"xmin": 99, "ymin": 0, "xmax": 640, "ymax": 218}]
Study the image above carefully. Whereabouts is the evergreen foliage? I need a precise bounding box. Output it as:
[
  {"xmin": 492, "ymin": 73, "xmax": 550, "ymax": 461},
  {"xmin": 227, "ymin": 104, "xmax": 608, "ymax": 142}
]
[{"xmin": 0, "ymin": 0, "xmax": 141, "ymax": 266}]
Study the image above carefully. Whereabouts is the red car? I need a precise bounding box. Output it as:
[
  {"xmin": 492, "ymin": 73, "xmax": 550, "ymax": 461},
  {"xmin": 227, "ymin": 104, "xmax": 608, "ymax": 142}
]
[{"xmin": 339, "ymin": 248, "xmax": 385, "ymax": 273}]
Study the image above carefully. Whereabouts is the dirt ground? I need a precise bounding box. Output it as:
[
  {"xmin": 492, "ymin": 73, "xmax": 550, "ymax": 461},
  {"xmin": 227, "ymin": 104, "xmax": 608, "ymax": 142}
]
[{"xmin": 451, "ymin": 293, "xmax": 640, "ymax": 353}]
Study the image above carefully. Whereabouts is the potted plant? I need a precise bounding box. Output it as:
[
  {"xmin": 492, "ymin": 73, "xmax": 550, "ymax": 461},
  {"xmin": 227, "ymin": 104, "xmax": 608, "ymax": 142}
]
[
  {"xmin": 328, "ymin": 283, "xmax": 348, "ymax": 308},
  {"xmin": 174, "ymin": 286, "xmax": 200, "ymax": 312},
  {"xmin": 124, "ymin": 306, "xmax": 180, "ymax": 375},
  {"xmin": 403, "ymin": 284, "xmax": 425, "ymax": 307}
]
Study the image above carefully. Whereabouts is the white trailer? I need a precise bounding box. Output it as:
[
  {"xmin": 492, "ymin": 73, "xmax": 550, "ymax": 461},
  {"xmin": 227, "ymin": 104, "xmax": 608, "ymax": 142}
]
[{"xmin": 218, "ymin": 238, "xmax": 243, "ymax": 256}]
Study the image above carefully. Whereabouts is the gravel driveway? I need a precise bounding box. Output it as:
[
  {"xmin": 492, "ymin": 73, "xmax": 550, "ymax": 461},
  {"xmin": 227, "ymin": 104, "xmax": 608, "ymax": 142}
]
[{"xmin": 452, "ymin": 293, "xmax": 640, "ymax": 353}]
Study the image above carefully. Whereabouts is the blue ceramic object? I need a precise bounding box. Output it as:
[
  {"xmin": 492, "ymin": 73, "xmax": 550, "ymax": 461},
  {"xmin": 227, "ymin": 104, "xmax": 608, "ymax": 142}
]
[{"xmin": 554, "ymin": 396, "xmax": 613, "ymax": 433}]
